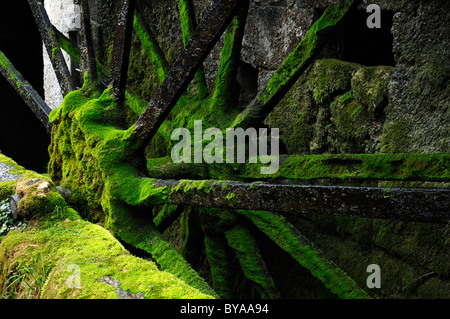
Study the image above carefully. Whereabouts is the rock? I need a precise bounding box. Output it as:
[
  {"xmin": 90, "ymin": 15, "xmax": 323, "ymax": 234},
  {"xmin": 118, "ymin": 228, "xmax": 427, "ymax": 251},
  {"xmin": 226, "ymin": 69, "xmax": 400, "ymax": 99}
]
[
  {"xmin": 13, "ymin": 175, "xmax": 66, "ymax": 220},
  {"xmin": 265, "ymin": 59, "xmax": 392, "ymax": 154},
  {"xmin": 0, "ymin": 161, "xmax": 21, "ymax": 182},
  {"xmin": 381, "ymin": 0, "xmax": 450, "ymax": 153}
]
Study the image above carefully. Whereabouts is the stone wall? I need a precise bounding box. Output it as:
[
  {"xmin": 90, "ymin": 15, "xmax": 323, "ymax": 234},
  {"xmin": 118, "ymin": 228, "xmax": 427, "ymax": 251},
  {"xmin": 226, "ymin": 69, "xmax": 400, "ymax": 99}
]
[{"xmin": 383, "ymin": 0, "xmax": 450, "ymax": 153}]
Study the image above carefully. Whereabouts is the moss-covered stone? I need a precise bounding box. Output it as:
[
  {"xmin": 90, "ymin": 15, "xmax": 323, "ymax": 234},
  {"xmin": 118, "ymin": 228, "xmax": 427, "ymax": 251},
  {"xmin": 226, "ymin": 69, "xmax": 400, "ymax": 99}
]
[
  {"xmin": 0, "ymin": 207, "xmax": 213, "ymax": 299},
  {"xmin": 265, "ymin": 59, "xmax": 393, "ymax": 154},
  {"xmin": 47, "ymin": 79, "xmax": 216, "ymax": 298},
  {"xmin": 14, "ymin": 174, "xmax": 66, "ymax": 220},
  {"xmin": 0, "ymin": 152, "xmax": 44, "ymax": 201},
  {"xmin": 380, "ymin": 2, "xmax": 450, "ymax": 153},
  {"xmin": 236, "ymin": 210, "xmax": 371, "ymax": 299},
  {"xmin": 126, "ymin": 31, "xmax": 160, "ymax": 102}
]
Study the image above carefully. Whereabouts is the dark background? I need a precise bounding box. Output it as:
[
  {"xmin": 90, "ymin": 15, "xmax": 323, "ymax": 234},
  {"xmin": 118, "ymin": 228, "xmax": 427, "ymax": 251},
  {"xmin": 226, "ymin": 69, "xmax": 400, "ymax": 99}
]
[{"xmin": 0, "ymin": 0, "xmax": 50, "ymax": 173}]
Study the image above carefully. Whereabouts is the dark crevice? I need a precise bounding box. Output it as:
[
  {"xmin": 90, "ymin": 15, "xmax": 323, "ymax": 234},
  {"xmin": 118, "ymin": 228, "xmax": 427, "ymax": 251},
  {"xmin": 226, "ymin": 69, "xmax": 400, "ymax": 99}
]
[
  {"xmin": 118, "ymin": 237, "xmax": 162, "ymax": 270},
  {"xmin": 319, "ymin": 9, "xmax": 396, "ymax": 67},
  {"xmin": 0, "ymin": 0, "xmax": 50, "ymax": 173},
  {"xmin": 236, "ymin": 59, "xmax": 258, "ymax": 107}
]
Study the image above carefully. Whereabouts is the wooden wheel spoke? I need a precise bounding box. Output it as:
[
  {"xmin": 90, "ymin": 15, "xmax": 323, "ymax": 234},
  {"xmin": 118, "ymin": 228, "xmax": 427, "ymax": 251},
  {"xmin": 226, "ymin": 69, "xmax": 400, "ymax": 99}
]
[
  {"xmin": 27, "ymin": 0, "xmax": 75, "ymax": 96},
  {"xmin": 110, "ymin": 0, "xmax": 136, "ymax": 104},
  {"xmin": 134, "ymin": 7, "xmax": 169, "ymax": 84},
  {"xmin": 79, "ymin": 0, "xmax": 98, "ymax": 84},
  {"xmin": 0, "ymin": 50, "xmax": 52, "ymax": 132},
  {"xmin": 237, "ymin": 210, "xmax": 371, "ymax": 299},
  {"xmin": 224, "ymin": 223, "xmax": 280, "ymax": 298},
  {"xmin": 177, "ymin": 0, "xmax": 209, "ymax": 98}
]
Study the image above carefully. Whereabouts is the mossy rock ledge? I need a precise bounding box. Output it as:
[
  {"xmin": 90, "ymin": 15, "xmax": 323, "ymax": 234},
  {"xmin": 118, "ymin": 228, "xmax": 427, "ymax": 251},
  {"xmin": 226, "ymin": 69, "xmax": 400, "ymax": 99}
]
[{"xmin": 0, "ymin": 163, "xmax": 214, "ymax": 299}]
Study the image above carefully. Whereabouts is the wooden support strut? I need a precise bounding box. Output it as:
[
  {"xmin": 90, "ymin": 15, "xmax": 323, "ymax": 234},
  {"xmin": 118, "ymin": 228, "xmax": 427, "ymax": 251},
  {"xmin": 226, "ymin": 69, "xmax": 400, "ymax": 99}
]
[
  {"xmin": 27, "ymin": 0, "xmax": 75, "ymax": 96},
  {"xmin": 134, "ymin": 8, "xmax": 169, "ymax": 84},
  {"xmin": 145, "ymin": 153, "xmax": 450, "ymax": 182},
  {"xmin": 177, "ymin": 0, "xmax": 209, "ymax": 98},
  {"xmin": 79, "ymin": 0, "xmax": 98, "ymax": 84},
  {"xmin": 159, "ymin": 180, "xmax": 450, "ymax": 224},
  {"xmin": 0, "ymin": 51, "xmax": 53, "ymax": 132},
  {"xmin": 110, "ymin": 0, "xmax": 136, "ymax": 104}
]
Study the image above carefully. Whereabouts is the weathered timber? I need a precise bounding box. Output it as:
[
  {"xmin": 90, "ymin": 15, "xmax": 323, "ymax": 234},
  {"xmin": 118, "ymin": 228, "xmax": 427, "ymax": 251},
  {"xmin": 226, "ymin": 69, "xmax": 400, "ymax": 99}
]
[
  {"xmin": 53, "ymin": 26, "xmax": 81, "ymax": 64},
  {"xmin": 159, "ymin": 180, "xmax": 450, "ymax": 224},
  {"xmin": 0, "ymin": 50, "xmax": 52, "ymax": 132},
  {"xmin": 79, "ymin": 0, "xmax": 98, "ymax": 83},
  {"xmin": 51, "ymin": 24, "xmax": 114, "ymax": 86},
  {"xmin": 210, "ymin": 0, "xmax": 249, "ymax": 110},
  {"xmin": 177, "ymin": 0, "xmax": 209, "ymax": 98},
  {"xmin": 241, "ymin": 153, "xmax": 450, "ymax": 182},
  {"xmin": 131, "ymin": 0, "xmax": 241, "ymax": 148},
  {"xmin": 27, "ymin": 0, "xmax": 75, "ymax": 96},
  {"xmin": 134, "ymin": 8, "xmax": 169, "ymax": 84},
  {"xmin": 236, "ymin": 210, "xmax": 370, "ymax": 299},
  {"xmin": 224, "ymin": 223, "xmax": 281, "ymax": 299},
  {"xmin": 146, "ymin": 153, "xmax": 450, "ymax": 182},
  {"xmin": 110, "ymin": 0, "xmax": 136, "ymax": 104}
]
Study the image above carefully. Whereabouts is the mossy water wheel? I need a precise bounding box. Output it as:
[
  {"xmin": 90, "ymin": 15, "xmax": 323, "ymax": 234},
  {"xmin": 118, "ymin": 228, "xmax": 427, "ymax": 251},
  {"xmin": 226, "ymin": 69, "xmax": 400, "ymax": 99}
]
[{"xmin": 1, "ymin": 0, "xmax": 449, "ymax": 300}]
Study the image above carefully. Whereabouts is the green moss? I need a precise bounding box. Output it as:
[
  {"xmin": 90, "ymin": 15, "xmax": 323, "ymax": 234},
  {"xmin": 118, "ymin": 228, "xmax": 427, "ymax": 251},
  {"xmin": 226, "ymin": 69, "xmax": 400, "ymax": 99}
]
[
  {"xmin": 133, "ymin": 13, "xmax": 167, "ymax": 84},
  {"xmin": 0, "ymin": 180, "xmax": 15, "ymax": 202},
  {"xmin": 0, "ymin": 50, "xmax": 32, "ymax": 97},
  {"xmin": 53, "ymin": 28, "xmax": 81, "ymax": 64},
  {"xmin": 233, "ymin": 0, "xmax": 361, "ymax": 129},
  {"xmin": 351, "ymin": 66, "xmax": 393, "ymax": 113},
  {"xmin": 265, "ymin": 59, "xmax": 361, "ymax": 154},
  {"xmin": 104, "ymin": 199, "xmax": 217, "ymax": 298},
  {"xmin": 203, "ymin": 232, "xmax": 236, "ymax": 298},
  {"xmin": 0, "ymin": 50, "xmax": 13, "ymax": 73},
  {"xmin": 235, "ymin": 210, "xmax": 370, "ymax": 299},
  {"xmin": 241, "ymin": 153, "xmax": 450, "ymax": 182},
  {"xmin": 224, "ymin": 224, "xmax": 280, "ymax": 298},
  {"xmin": 171, "ymin": 179, "xmax": 221, "ymax": 195},
  {"xmin": 380, "ymin": 119, "xmax": 412, "ymax": 153},
  {"xmin": 0, "ymin": 152, "xmax": 45, "ymax": 201},
  {"xmin": 225, "ymin": 192, "xmax": 236, "ymax": 201},
  {"xmin": 153, "ymin": 204, "xmax": 180, "ymax": 229},
  {"xmin": 311, "ymin": 60, "xmax": 359, "ymax": 104},
  {"xmin": 126, "ymin": 31, "xmax": 160, "ymax": 102},
  {"xmin": 36, "ymin": 0, "xmax": 447, "ymax": 300},
  {"xmin": 331, "ymin": 96, "xmax": 370, "ymax": 141},
  {"xmin": 52, "ymin": 47, "xmax": 61, "ymax": 60},
  {"xmin": 48, "ymin": 82, "xmax": 216, "ymax": 297},
  {"xmin": 177, "ymin": 0, "xmax": 208, "ymax": 98},
  {"xmin": 0, "ymin": 211, "xmax": 212, "ymax": 299}
]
